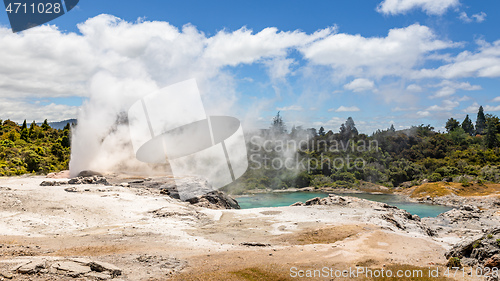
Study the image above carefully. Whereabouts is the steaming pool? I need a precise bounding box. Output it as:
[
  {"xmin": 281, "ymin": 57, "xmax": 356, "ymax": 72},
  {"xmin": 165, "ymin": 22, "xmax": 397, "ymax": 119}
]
[{"xmin": 235, "ymin": 192, "xmax": 453, "ymax": 218}]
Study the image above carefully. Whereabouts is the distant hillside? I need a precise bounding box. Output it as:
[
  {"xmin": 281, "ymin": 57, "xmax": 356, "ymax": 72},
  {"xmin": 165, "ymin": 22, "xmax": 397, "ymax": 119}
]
[{"xmin": 35, "ymin": 119, "xmax": 77, "ymax": 130}]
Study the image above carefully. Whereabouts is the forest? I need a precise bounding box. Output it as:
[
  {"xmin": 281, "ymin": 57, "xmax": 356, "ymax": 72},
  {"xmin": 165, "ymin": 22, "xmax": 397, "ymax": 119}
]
[
  {"xmin": 226, "ymin": 106, "xmax": 500, "ymax": 194},
  {"xmin": 0, "ymin": 119, "xmax": 71, "ymax": 176},
  {"xmin": 2, "ymin": 105, "xmax": 500, "ymax": 194}
]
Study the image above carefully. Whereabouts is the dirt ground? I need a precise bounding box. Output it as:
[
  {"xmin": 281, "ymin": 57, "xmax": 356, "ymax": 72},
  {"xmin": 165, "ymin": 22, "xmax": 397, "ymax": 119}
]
[{"xmin": 0, "ymin": 175, "xmax": 467, "ymax": 280}]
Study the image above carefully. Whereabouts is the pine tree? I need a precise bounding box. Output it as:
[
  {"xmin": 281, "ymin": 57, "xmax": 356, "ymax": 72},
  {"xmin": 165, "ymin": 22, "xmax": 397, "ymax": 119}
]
[
  {"xmin": 476, "ymin": 106, "xmax": 486, "ymax": 135},
  {"xmin": 318, "ymin": 126, "xmax": 325, "ymax": 136},
  {"xmin": 271, "ymin": 112, "xmax": 286, "ymax": 135},
  {"xmin": 41, "ymin": 119, "xmax": 50, "ymax": 130},
  {"xmin": 461, "ymin": 115, "xmax": 475, "ymax": 136},
  {"xmin": 21, "ymin": 119, "xmax": 27, "ymax": 130},
  {"xmin": 485, "ymin": 115, "xmax": 500, "ymax": 149},
  {"xmin": 445, "ymin": 118, "xmax": 460, "ymax": 133},
  {"xmin": 389, "ymin": 124, "xmax": 395, "ymax": 132},
  {"xmin": 345, "ymin": 117, "xmax": 358, "ymax": 136}
]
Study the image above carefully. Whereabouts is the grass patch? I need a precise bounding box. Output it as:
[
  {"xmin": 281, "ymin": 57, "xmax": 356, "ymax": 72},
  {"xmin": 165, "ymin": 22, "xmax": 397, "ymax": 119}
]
[
  {"xmin": 410, "ymin": 183, "xmax": 453, "ymax": 198},
  {"xmin": 53, "ymin": 244, "xmax": 132, "ymax": 256},
  {"xmin": 278, "ymin": 224, "xmax": 364, "ymax": 245},
  {"xmin": 410, "ymin": 182, "xmax": 500, "ymax": 198},
  {"xmin": 171, "ymin": 265, "xmax": 294, "ymax": 281}
]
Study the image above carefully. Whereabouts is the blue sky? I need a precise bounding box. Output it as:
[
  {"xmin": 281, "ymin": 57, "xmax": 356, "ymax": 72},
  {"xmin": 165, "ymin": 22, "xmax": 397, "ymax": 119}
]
[{"xmin": 1, "ymin": 0, "xmax": 500, "ymax": 133}]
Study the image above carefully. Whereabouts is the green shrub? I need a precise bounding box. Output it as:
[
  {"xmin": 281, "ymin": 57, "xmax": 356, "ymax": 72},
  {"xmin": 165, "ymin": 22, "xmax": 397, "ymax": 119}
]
[
  {"xmin": 447, "ymin": 257, "xmax": 461, "ymax": 268},
  {"xmin": 460, "ymin": 177, "xmax": 471, "ymax": 187},
  {"xmin": 428, "ymin": 173, "xmax": 443, "ymax": 182}
]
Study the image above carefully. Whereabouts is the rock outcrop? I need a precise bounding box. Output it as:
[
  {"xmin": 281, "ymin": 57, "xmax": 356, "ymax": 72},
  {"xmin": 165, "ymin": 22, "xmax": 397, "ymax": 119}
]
[
  {"xmin": 446, "ymin": 228, "xmax": 500, "ymax": 267},
  {"xmin": 4, "ymin": 257, "xmax": 122, "ymax": 279},
  {"xmin": 186, "ymin": 190, "xmax": 240, "ymax": 209},
  {"xmin": 291, "ymin": 194, "xmax": 434, "ymax": 236}
]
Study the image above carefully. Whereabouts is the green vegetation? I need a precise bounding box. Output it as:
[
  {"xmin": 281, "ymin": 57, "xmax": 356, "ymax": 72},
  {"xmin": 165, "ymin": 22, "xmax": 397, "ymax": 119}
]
[
  {"xmin": 226, "ymin": 106, "xmax": 500, "ymax": 194},
  {"xmin": 0, "ymin": 119, "xmax": 71, "ymax": 176},
  {"xmin": 446, "ymin": 257, "xmax": 461, "ymax": 268}
]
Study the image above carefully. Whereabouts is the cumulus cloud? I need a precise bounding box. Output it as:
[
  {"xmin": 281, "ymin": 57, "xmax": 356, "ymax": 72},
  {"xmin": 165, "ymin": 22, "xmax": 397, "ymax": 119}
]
[
  {"xmin": 301, "ymin": 24, "xmax": 456, "ymax": 78},
  {"xmin": 264, "ymin": 58, "xmax": 296, "ymax": 81},
  {"xmin": 313, "ymin": 117, "xmax": 345, "ymax": 130},
  {"xmin": 0, "ymin": 98, "xmax": 78, "ymax": 122},
  {"xmin": 425, "ymin": 100, "xmax": 459, "ymax": 111},
  {"xmin": 414, "ymin": 40, "xmax": 500, "ymax": 79},
  {"xmin": 0, "ymin": 14, "xmax": 336, "ymax": 123},
  {"xmin": 276, "ymin": 105, "xmax": 303, "ymax": 111},
  {"xmin": 431, "ymin": 80, "xmax": 481, "ymax": 98},
  {"xmin": 377, "ymin": 0, "xmax": 459, "ymax": 15},
  {"xmin": 376, "ymin": 0, "xmax": 459, "ymax": 15},
  {"xmin": 492, "ymin": 97, "xmax": 500, "ymax": 102},
  {"xmin": 330, "ymin": 106, "xmax": 361, "ymax": 112},
  {"xmin": 459, "ymin": 11, "xmax": 487, "ymax": 23},
  {"xmin": 463, "ymin": 102, "xmax": 480, "ymax": 113},
  {"xmin": 406, "ymin": 84, "xmax": 423, "ymax": 92},
  {"xmin": 343, "ymin": 78, "xmax": 374, "ymax": 92},
  {"xmin": 485, "ymin": 105, "xmax": 500, "ymax": 112}
]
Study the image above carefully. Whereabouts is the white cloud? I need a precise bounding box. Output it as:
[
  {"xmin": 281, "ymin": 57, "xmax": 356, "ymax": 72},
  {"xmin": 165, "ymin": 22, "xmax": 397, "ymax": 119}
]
[
  {"xmin": 204, "ymin": 26, "xmax": 333, "ymax": 67},
  {"xmin": 414, "ymin": 40, "xmax": 500, "ymax": 79},
  {"xmin": 459, "ymin": 11, "xmax": 487, "ymax": 23},
  {"xmin": 276, "ymin": 105, "xmax": 303, "ymax": 111},
  {"xmin": 302, "ymin": 24, "xmax": 456, "ymax": 78},
  {"xmin": 463, "ymin": 102, "xmax": 480, "ymax": 113},
  {"xmin": 417, "ymin": 111, "xmax": 431, "ymax": 117},
  {"xmin": 485, "ymin": 105, "xmax": 500, "ymax": 112},
  {"xmin": 343, "ymin": 78, "xmax": 374, "ymax": 92},
  {"xmin": 0, "ymin": 98, "xmax": 78, "ymax": 122},
  {"xmin": 330, "ymin": 106, "xmax": 361, "ymax": 112},
  {"xmin": 392, "ymin": 106, "xmax": 420, "ymax": 112},
  {"xmin": 431, "ymin": 81, "xmax": 481, "ymax": 98},
  {"xmin": 492, "ymin": 97, "xmax": 500, "ymax": 102},
  {"xmin": 376, "ymin": 0, "xmax": 460, "ymax": 15},
  {"xmin": 0, "ymin": 15, "xmax": 336, "ymax": 122},
  {"xmin": 406, "ymin": 84, "xmax": 423, "ymax": 92},
  {"xmin": 264, "ymin": 58, "xmax": 295, "ymax": 81},
  {"xmin": 313, "ymin": 117, "xmax": 344, "ymax": 130},
  {"xmin": 425, "ymin": 100, "xmax": 459, "ymax": 111}
]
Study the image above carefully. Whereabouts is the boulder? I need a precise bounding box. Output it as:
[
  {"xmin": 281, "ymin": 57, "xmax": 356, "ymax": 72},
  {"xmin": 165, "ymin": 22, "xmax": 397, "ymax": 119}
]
[
  {"xmin": 88, "ymin": 261, "xmax": 122, "ymax": 277},
  {"xmin": 68, "ymin": 176, "xmax": 109, "ymax": 185},
  {"xmin": 77, "ymin": 170, "xmax": 103, "ymax": 177},
  {"xmin": 485, "ymin": 254, "xmax": 500, "ymax": 268},
  {"xmin": 187, "ymin": 191, "xmax": 240, "ymax": 209},
  {"xmin": 446, "ymin": 228, "xmax": 500, "ymax": 266},
  {"xmin": 52, "ymin": 261, "xmax": 91, "ymax": 277}
]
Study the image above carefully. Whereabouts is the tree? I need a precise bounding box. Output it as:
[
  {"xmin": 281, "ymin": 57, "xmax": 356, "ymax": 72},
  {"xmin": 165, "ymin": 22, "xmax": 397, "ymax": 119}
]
[
  {"xmin": 389, "ymin": 124, "xmax": 396, "ymax": 132},
  {"xmin": 271, "ymin": 112, "xmax": 286, "ymax": 135},
  {"xmin": 445, "ymin": 118, "xmax": 460, "ymax": 133},
  {"xmin": 345, "ymin": 117, "xmax": 358, "ymax": 135},
  {"xmin": 318, "ymin": 126, "xmax": 325, "ymax": 136},
  {"xmin": 461, "ymin": 115, "xmax": 475, "ymax": 136},
  {"xmin": 41, "ymin": 119, "xmax": 50, "ymax": 130},
  {"xmin": 339, "ymin": 123, "xmax": 347, "ymax": 135},
  {"xmin": 485, "ymin": 115, "xmax": 500, "ymax": 149},
  {"xmin": 21, "ymin": 119, "xmax": 27, "ymax": 130},
  {"xmin": 20, "ymin": 128, "xmax": 29, "ymax": 142},
  {"xmin": 476, "ymin": 106, "xmax": 486, "ymax": 135}
]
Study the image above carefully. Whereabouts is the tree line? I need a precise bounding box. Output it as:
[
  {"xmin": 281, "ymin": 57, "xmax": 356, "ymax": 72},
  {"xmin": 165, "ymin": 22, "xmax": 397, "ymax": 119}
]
[
  {"xmin": 226, "ymin": 107, "xmax": 500, "ymax": 194},
  {"xmin": 0, "ymin": 119, "xmax": 71, "ymax": 175}
]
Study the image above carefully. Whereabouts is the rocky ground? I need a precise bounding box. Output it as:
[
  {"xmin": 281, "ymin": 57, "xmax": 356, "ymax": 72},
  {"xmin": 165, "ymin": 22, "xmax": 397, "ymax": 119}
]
[{"xmin": 0, "ymin": 174, "xmax": 499, "ymax": 280}]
